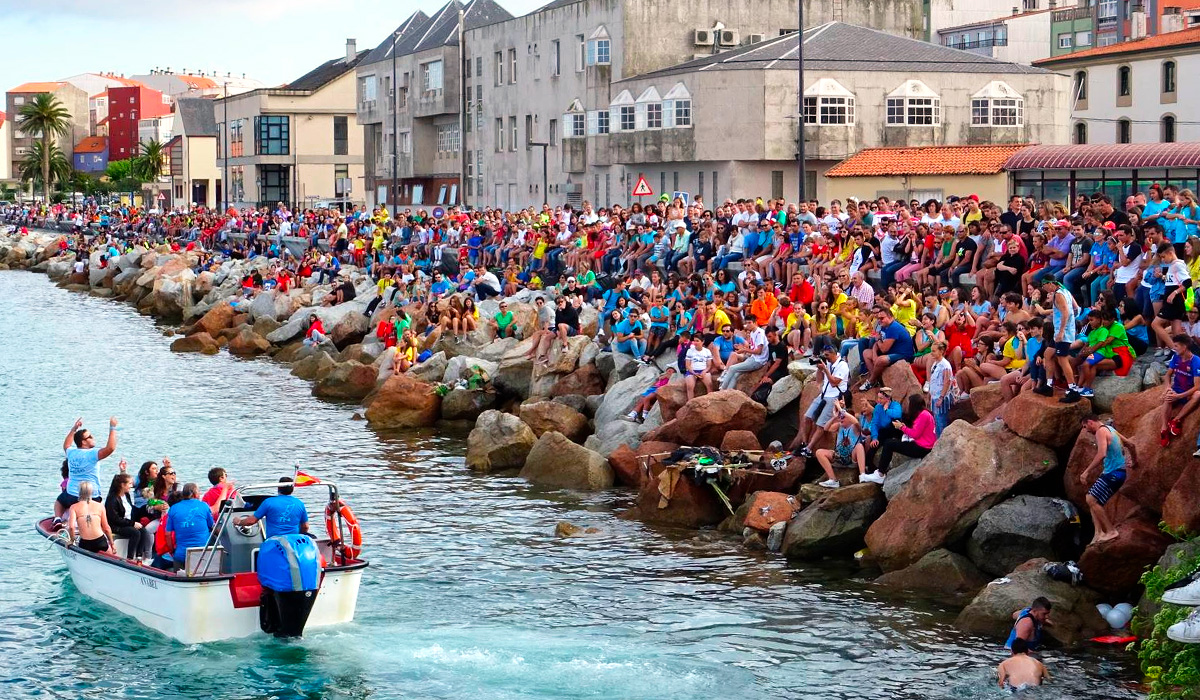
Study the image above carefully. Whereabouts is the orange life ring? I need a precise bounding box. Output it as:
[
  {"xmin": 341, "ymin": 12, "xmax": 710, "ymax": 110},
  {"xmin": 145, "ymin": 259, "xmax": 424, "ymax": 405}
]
[{"xmin": 324, "ymin": 500, "xmax": 363, "ymax": 562}]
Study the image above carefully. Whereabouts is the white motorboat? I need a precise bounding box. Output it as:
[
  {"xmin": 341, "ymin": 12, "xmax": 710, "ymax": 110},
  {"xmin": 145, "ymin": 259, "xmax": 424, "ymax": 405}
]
[{"xmin": 38, "ymin": 481, "xmax": 367, "ymax": 644}]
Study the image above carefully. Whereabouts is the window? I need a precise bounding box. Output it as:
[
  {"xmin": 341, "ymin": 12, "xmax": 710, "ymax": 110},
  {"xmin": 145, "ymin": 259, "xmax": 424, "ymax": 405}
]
[
  {"xmin": 549, "ymin": 119, "xmax": 558, "ymax": 145},
  {"xmin": 466, "ymin": 152, "xmax": 474, "ymax": 196},
  {"xmin": 334, "ymin": 116, "xmax": 348, "ymax": 156},
  {"xmin": 619, "ymin": 105, "xmax": 635, "ymax": 131},
  {"xmin": 230, "ymin": 166, "xmax": 244, "ymax": 202},
  {"xmin": 646, "ymin": 102, "xmax": 662, "ymax": 128},
  {"xmin": 465, "ymin": 56, "xmax": 472, "ymax": 78},
  {"xmin": 1058, "ymin": 34, "xmax": 1073, "ymax": 49},
  {"xmin": 1163, "ymin": 115, "xmax": 1177, "ymax": 143},
  {"xmin": 587, "ymin": 39, "xmax": 611, "ymax": 65},
  {"xmin": 334, "ymin": 165, "xmax": 349, "ymax": 197},
  {"xmin": 570, "ymin": 112, "xmax": 585, "ymax": 137},
  {"xmin": 260, "ymin": 165, "xmax": 289, "ymax": 206},
  {"xmin": 509, "ymin": 48, "xmax": 517, "ymax": 84},
  {"xmin": 526, "ymin": 114, "xmax": 533, "ymax": 149},
  {"xmin": 421, "ymin": 60, "xmax": 444, "ymax": 92},
  {"xmin": 1118, "ymin": 65, "xmax": 1132, "ymax": 97},
  {"xmin": 1099, "ymin": 0, "xmax": 1118, "ymax": 19},
  {"xmin": 1164, "ymin": 60, "xmax": 1177, "ymax": 93},
  {"xmin": 802, "ymin": 96, "xmax": 817, "ymax": 124},
  {"xmin": 495, "ymin": 52, "xmax": 504, "ymax": 85},
  {"xmin": 1117, "ymin": 118, "xmax": 1132, "ymax": 143},
  {"xmin": 476, "ymin": 56, "xmax": 482, "ymax": 77},
  {"xmin": 662, "ymin": 83, "xmax": 692, "ymax": 129},
  {"xmin": 495, "ymin": 118, "xmax": 505, "ymax": 151},
  {"xmin": 254, "ymin": 115, "xmax": 289, "ymax": 155},
  {"xmin": 436, "ymin": 124, "xmax": 459, "ymax": 153},
  {"xmin": 1098, "ymin": 34, "xmax": 1117, "ymax": 47},
  {"xmin": 596, "ymin": 110, "xmax": 609, "ymax": 134},
  {"xmin": 970, "ymin": 83, "xmax": 1024, "ymax": 127},
  {"xmin": 551, "ymin": 40, "xmax": 561, "ymax": 77},
  {"xmin": 509, "ymin": 116, "xmax": 517, "ymax": 152},
  {"xmin": 576, "ymin": 35, "xmax": 585, "ymax": 72},
  {"xmin": 229, "ymin": 119, "xmax": 244, "ymax": 156},
  {"xmin": 885, "ymin": 81, "xmax": 941, "ymax": 126},
  {"xmin": 398, "ymin": 131, "xmax": 411, "ymax": 154},
  {"xmin": 465, "ymin": 88, "xmax": 473, "ymax": 134},
  {"xmin": 674, "ymin": 100, "xmax": 692, "ymax": 127},
  {"xmin": 359, "ymin": 76, "xmax": 377, "ymax": 105},
  {"xmin": 1076, "ymin": 30, "xmax": 1092, "ymax": 46},
  {"xmin": 1074, "ymin": 70, "xmax": 1087, "ymax": 100}
]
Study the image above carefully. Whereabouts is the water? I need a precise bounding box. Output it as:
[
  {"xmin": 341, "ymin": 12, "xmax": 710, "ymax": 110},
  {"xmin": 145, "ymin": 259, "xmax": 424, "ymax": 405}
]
[{"xmin": 0, "ymin": 270, "xmax": 1143, "ymax": 700}]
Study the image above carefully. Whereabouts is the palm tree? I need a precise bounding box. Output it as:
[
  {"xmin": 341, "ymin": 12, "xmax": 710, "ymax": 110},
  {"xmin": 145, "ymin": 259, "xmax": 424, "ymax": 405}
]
[
  {"xmin": 16, "ymin": 93, "xmax": 72, "ymax": 204},
  {"xmin": 133, "ymin": 140, "xmax": 167, "ymax": 208},
  {"xmin": 18, "ymin": 140, "xmax": 70, "ymax": 193}
]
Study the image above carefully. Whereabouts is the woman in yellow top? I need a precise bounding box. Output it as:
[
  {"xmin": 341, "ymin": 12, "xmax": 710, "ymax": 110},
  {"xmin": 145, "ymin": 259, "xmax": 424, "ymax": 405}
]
[
  {"xmin": 391, "ymin": 330, "xmax": 419, "ymax": 375},
  {"xmin": 781, "ymin": 298, "xmax": 812, "ymax": 357},
  {"xmin": 890, "ymin": 288, "xmax": 919, "ymax": 335},
  {"xmin": 455, "ymin": 297, "xmax": 481, "ymax": 340}
]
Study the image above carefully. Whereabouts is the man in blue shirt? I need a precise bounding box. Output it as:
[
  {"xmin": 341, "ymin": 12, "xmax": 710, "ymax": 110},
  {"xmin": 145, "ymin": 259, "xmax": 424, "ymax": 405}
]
[
  {"xmin": 859, "ymin": 307, "xmax": 915, "ymax": 391},
  {"xmin": 59, "ymin": 416, "xmax": 119, "ymax": 513},
  {"xmin": 237, "ymin": 478, "xmax": 310, "ymax": 538},
  {"xmin": 165, "ymin": 483, "xmax": 215, "ymax": 565}
]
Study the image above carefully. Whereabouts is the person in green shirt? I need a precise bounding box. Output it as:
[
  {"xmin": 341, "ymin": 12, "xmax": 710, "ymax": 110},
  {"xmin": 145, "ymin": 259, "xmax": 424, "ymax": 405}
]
[
  {"xmin": 1074, "ymin": 307, "xmax": 1123, "ymax": 399},
  {"xmin": 392, "ymin": 309, "xmax": 412, "ymax": 343},
  {"xmin": 491, "ymin": 300, "xmax": 516, "ymax": 339}
]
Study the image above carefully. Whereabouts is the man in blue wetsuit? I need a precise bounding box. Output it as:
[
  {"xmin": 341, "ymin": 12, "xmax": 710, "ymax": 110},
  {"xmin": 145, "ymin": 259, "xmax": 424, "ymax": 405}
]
[
  {"xmin": 236, "ymin": 477, "xmax": 309, "ymax": 538},
  {"xmin": 1006, "ymin": 597, "xmax": 1052, "ymax": 651}
]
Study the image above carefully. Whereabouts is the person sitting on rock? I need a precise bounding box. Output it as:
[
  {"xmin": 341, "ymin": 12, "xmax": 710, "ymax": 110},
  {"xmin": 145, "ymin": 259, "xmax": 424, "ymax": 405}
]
[
  {"xmin": 813, "ymin": 399, "xmax": 868, "ymax": 488},
  {"xmin": 1162, "ymin": 333, "xmax": 1200, "ymax": 447},
  {"xmin": 1006, "ymin": 597, "xmax": 1052, "ymax": 651},
  {"xmin": 874, "ymin": 394, "xmax": 936, "ymax": 482},
  {"xmin": 303, "ymin": 314, "xmax": 329, "ymax": 348},
  {"xmin": 322, "ymin": 273, "xmax": 357, "ymax": 307},
  {"xmin": 1079, "ymin": 414, "xmax": 1138, "ymax": 545},
  {"xmin": 626, "ymin": 367, "xmax": 675, "ymax": 423},
  {"xmin": 490, "ymin": 300, "xmax": 517, "ymax": 340},
  {"xmin": 391, "ymin": 330, "xmax": 418, "ymax": 375},
  {"xmin": 997, "ymin": 638, "xmax": 1048, "ymax": 692},
  {"xmin": 683, "ymin": 335, "xmax": 714, "ymax": 401}
]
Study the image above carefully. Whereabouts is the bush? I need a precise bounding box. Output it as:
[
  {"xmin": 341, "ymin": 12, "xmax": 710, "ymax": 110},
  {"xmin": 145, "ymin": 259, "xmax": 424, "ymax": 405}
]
[{"xmin": 1136, "ymin": 536, "xmax": 1200, "ymax": 700}]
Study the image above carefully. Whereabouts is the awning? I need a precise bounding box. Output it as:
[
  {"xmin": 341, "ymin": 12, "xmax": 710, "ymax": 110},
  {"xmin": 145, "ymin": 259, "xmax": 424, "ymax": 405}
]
[{"xmin": 1004, "ymin": 143, "xmax": 1200, "ymax": 171}]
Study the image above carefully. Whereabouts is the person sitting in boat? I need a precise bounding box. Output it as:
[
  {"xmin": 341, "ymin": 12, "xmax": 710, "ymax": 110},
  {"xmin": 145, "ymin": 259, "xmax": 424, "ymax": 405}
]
[
  {"xmin": 153, "ymin": 462, "xmax": 181, "ymax": 506},
  {"xmin": 58, "ymin": 417, "xmax": 119, "ymax": 519},
  {"xmin": 235, "ymin": 477, "xmax": 310, "ymax": 537},
  {"xmin": 201, "ymin": 467, "xmax": 236, "ymax": 516},
  {"xmin": 67, "ymin": 481, "xmax": 115, "ymax": 555},
  {"xmin": 105, "ymin": 473, "xmax": 153, "ymax": 562},
  {"xmin": 163, "ymin": 483, "xmax": 215, "ymax": 572}
]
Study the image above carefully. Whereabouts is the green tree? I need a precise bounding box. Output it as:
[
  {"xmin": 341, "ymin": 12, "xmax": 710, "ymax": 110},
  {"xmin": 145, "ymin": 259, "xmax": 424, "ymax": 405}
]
[
  {"xmin": 16, "ymin": 93, "xmax": 72, "ymax": 204},
  {"xmin": 18, "ymin": 140, "xmax": 71, "ymax": 192},
  {"xmin": 105, "ymin": 158, "xmax": 135, "ymax": 183},
  {"xmin": 132, "ymin": 140, "xmax": 166, "ymax": 181}
]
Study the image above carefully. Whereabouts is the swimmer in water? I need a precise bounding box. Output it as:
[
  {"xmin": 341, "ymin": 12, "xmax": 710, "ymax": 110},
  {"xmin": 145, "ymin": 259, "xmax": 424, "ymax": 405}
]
[{"xmin": 997, "ymin": 638, "xmax": 1048, "ymax": 693}]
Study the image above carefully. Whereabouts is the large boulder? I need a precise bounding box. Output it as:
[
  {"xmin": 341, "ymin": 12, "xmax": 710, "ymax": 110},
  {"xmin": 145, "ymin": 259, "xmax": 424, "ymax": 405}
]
[
  {"xmin": 672, "ymin": 390, "xmax": 767, "ymax": 448},
  {"xmin": 879, "ymin": 360, "xmax": 924, "ymax": 408},
  {"xmin": 966, "ymin": 496, "xmax": 1081, "ymax": 577},
  {"xmin": 519, "ymin": 401, "xmax": 590, "ymax": 443},
  {"xmin": 594, "ymin": 364, "xmax": 661, "ymax": 429},
  {"xmin": 1107, "ymin": 384, "xmax": 1200, "ymax": 519},
  {"xmin": 876, "ymin": 549, "xmax": 991, "ymax": 603},
  {"xmin": 607, "ymin": 444, "xmax": 643, "ymax": 489},
  {"xmin": 364, "ymin": 374, "xmax": 441, "ymax": 428},
  {"xmin": 441, "ymin": 388, "xmax": 497, "ymax": 421},
  {"xmin": 442, "ymin": 355, "xmax": 499, "ymax": 385},
  {"xmin": 767, "ymin": 375, "xmax": 804, "ymax": 414},
  {"xmin": 632, "ymin": 463, "xmax": 727, "ymax": 528},
  {"xmin": 1077, "ymin": 516, "xmax": 1174, "ymax": 595},
  {"xmin": 742, "ymin": 491, "xmax": 800, "ymax": 533},
  {"xmin": 1163, "ymin": 462, "xmax": 1200, "ymax": 534},
  {"xmin": 864, "ymin": 421, "xmax": 1057, "ymax": 572},
  {"xmin": 227, "ymin": 327, "xmax": 271, "ymax": 356},
  {"xmin": 720, "ymin": 430, "xmax": 761, "ymax": 452},
  {"xmin": 246, "ymin": 289, "xmax": 293, "ymax": 322},
  {"xmin": 1002, "ymin": 390, "xmax": 1090, "ymax": 448},
  {"xmin": 291, "ymin": 351, "xmax": 336, "ymax": 381},
  {"xmin": 585, "ymin": 417, "xmax": 650, "ymax": 458},
  {"xmin": 169, "ymin": 332, "xmax": 219, "ymax": 355},
  {"xmin": 408, "ymin": 351, "xmax": 449, "ymax": 383},
  {"xmin": 550, "ymin": 363, "xmax": 607, "ymax": 397},
  {"xmin": 536, "ymin": 334, "xmax": 590, "ymax": 376},
  {"xmin": 312, "ymin": 361, "xmax": 377, "ymax": 400},
  {"xmin": 465, "ymin": 410, "xmax": 536, "ymax": 472},
  {"xmin": 970, "ymin": 383, "xmax": 1006, "ymax": 422},
  {"xmin": 1091, "ymin": 370, "xmax": 1147, "ymax": 414},
  {"xmin": 955, "ymin": 568, "xmax": 1108, "ymax": 646},
  {"xmin": 494, "ymin": 343, "xmax": 535, "ymax": 398},
  {"xmin": 520, "ymin": 431, "xmax": 614, "ymax": 490},
  {"xmin": 783, "ymin": 483, "xmax": 886, "ymax": 560},
  {"xmin": 329, "ymin": 310, "xmax": 370, "ymax": 349}
]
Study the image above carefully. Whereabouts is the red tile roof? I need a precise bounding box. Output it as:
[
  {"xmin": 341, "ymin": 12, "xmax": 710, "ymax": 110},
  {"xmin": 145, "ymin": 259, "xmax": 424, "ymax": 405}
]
[
  {"xmin": 826, "ymin": 144, "xmax": 1029, "ymax": 178},
  {"xmin": 9, "ymin": 81, "xmax": 66, "ymax": 94},
  {"xmin": 1004, "ymin": 142, "xmax": 1200, "ymax": 170},
  {"xmin": 1035, "ymin": 26, "xmax": 1200, "ymax": 65},
  {"xmin": 74, "ymin": 136, "xmax": 107, "ymax": 154}
]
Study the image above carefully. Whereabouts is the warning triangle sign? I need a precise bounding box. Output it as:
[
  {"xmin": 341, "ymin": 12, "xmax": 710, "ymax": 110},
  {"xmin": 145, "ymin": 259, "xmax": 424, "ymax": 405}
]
[{"xmin": 631, "ymin": 175, "xmax": 653, "ymax": 197}]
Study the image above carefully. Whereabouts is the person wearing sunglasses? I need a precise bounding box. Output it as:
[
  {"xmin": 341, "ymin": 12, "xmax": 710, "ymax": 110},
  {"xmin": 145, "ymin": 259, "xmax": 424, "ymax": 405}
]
[{"xmin": 58, "ymin": 416, "xmax": 119, "ymax": 518}]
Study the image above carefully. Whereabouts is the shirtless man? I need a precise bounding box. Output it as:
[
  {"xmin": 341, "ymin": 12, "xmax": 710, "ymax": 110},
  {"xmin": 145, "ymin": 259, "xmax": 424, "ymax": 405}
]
[
  {"xmin": 997, "ymin": 638, "xmax": 1048, "ymax": 692},
  {"xmin": 67, "ymin": 480, "xmax": 115, "ymax": 555}
]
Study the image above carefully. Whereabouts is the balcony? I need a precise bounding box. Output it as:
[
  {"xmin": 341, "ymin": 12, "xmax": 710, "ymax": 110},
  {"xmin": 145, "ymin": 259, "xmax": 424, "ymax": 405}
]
[
  {"xmin": 945, "ymin": 37, "xmax": 1008, "ymax": 50},
  {"xmin": 1053, "ymin": 7, "xmax": 1092, "ymax": 22}
]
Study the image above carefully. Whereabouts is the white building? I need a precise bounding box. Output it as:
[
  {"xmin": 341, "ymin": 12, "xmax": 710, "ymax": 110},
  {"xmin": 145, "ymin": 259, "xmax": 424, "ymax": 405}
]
[
  {"xmin": 139, "ymin": 114, "xmax": 175, "ymax": 145},
  {"xmin": 937, "ymin": 6, "xmax": 1060, "ymax": 64},
  {"xmin": 1034, "ymin": 25, "xmax": 1200, "ymax": 144},
  {"xmin": 130, "ymin": 70, "xmax": 265, "ymax": 99}
]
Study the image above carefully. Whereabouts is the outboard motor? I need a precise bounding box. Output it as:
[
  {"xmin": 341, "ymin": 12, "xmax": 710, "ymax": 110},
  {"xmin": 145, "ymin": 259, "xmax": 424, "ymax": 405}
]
[{"xmin": 257, "ymin": 534, "xmax": 322, "ymax": 637}]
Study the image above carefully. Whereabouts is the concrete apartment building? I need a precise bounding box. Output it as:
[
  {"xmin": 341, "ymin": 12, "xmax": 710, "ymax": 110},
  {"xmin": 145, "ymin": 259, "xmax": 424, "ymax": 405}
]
[
  {"xmin": 938, "ymin": 6, "xmax": 1063, "ymax": 64},
  {"xmin": 131, "ymin": 70, "xmax": 265, "ymax": 99},
  {"xmin": 216, "ymin": 42, "xmax": 367, "ymax": 210},
  {"xmin": 1035, "ymin": 25, "xmax": 1200, "ymax": 144},
  {"xmin": 167, "ymin": 98, "xmax": 221, "ymax": 209},
  {"xmin": 105, "ymin": 86, "xmax": 173, "ymax": 161},
  {"xmin": 355, "ymin": 0, "xmax": 513, "ymax": 211},
  {"xmin": 5, "ymin": 82, "xmax": 89, "ymax": 180},
  {"xmin": 1049, "ymin": 0, "xmax": 1193, "ymax": 55}
]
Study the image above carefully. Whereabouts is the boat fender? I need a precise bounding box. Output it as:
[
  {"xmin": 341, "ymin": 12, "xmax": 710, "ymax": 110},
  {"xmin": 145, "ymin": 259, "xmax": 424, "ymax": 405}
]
[
  {"xmin": 324, "ymin": 500, "xmax": 363, "ymax": 562},
  {"xmin": 256, "ymin": 534, "xmax": 321, "ymax": 592}
]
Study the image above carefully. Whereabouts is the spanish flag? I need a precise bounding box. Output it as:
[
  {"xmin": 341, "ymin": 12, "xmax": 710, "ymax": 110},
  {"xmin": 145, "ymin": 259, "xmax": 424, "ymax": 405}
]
[{"xmin": 294, "ymin": 470, "xmax": 321, "ymax": 487}]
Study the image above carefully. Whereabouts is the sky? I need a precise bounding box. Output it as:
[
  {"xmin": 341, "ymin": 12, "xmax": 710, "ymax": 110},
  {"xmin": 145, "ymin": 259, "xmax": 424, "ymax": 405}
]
[{"xmin": 0, "ymin": 0, "xmax": 547, "ymax": 93}]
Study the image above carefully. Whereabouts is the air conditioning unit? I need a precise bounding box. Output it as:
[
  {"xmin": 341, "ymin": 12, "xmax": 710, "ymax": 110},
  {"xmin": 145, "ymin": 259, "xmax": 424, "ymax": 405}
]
[
  {"xmin": 693, "ymin": 29, "xmax": 714, "ymax": 46},
  {"xmin": 746, "ymin": 33, "xmax": 766, "ymax": 44},
  {"xmin": 719, "ymin": 29, "xmax": 739, "ymax": 46}
]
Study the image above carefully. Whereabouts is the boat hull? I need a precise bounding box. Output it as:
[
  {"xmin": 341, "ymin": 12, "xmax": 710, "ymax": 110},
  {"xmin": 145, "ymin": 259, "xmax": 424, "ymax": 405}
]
[{"xmin": 45, "ymin": 525, "xmax": 364, "ymax": 644}]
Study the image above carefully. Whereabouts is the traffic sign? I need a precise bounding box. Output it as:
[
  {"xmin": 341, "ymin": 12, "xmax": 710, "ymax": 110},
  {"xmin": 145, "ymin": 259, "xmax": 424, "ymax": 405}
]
[
  {"xmin": 432, "ymin": 207, "xmax": 445, "ymax": 218},
  {"xmin": 673, "ymin": 191, "xmax": 690, "ymax": 206},
  {"xmin": 632, "ymin": 175, "xmax": 653, "ymax": 197}
]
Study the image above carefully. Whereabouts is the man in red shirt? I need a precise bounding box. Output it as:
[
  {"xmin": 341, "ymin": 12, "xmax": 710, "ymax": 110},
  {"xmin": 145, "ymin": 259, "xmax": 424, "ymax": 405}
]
[
  {"xmin": 787, "ymin": 271, "xmax": 814, "ymax": 309},
  {"xmin": 201, "ymin": 468, "xmax": 236, "ymax": 516}
]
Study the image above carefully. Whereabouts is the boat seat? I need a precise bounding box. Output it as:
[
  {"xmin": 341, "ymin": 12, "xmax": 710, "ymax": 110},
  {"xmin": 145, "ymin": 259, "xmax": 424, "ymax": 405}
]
[
  {"xmin": 112, "ymin": 538, "xmax": 130, "ymax": 559},
  {"xmin": 184, "ymin": 546, "xmax": 225, "ymax": 577}
]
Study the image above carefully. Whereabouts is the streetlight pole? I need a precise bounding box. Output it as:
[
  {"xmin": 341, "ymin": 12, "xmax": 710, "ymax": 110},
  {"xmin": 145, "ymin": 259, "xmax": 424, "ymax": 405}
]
[
  {"xmin": 796, "ymin": 2, "xmax": 806, "ymax": 203},
  {"xmin": 222, "ymin": 82, "xmax": 229, "ymax": 212},
  {"xmin": 391, "ymin": 29, "xmax": 400, "ymax": 217},
  {"xmin": 530, "ymin": 142, "xmax": 549, "ymax": 206}
]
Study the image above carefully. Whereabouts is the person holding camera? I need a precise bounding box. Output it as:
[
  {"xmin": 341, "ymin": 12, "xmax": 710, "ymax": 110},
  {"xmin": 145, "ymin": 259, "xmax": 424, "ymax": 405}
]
[{"xmin": 789, "ymin": 344, "xmax": 849, "ymax": 457}]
